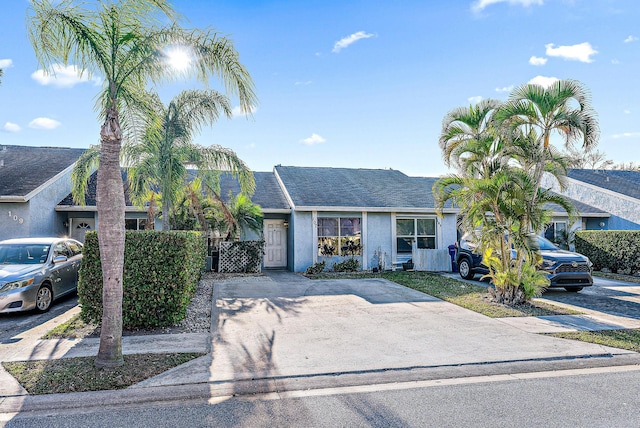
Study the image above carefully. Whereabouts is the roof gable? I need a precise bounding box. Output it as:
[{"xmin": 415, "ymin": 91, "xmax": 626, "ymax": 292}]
[
  {"xmin": 0, "ymin": 145, "xmax": 85, "ymax": 198},
  {"xmin": 568, "ymin": 169, "xmax": 640, "ymax": 200}
]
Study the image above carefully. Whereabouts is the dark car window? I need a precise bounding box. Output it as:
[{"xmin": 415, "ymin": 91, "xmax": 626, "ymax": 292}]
[
  {"xmin": 0, "ymin": 244, "xmax": 50, "ymax": 264},
  {"xmin": 537, "ymin": 237, "xmax": 559, "ymax": 251}
]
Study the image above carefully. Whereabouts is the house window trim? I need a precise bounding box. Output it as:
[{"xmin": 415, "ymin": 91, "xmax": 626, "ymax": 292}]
[
  {"xmin": 394, "ymin": 215, "xmax": 438, "ymax": 257},
  {"xmin": 316, "ymin": 214, "xmax": 362, "ymax": 257}
]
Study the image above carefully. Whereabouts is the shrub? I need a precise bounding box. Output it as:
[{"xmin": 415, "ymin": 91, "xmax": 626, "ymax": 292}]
[
  {"xmin": 78, "ymin": 230, "xmax": 206, "ymax": 328},
  {"xmin": 332, "ymin": 258, "xmax": 360, "ymax": 272},
  {"xmin": 305, "ymin": 261, "xmax": 326, "ymax": 275},
  {"xmin": 575, "ymin": 230, "xmax": 640, "ymax": 273}
]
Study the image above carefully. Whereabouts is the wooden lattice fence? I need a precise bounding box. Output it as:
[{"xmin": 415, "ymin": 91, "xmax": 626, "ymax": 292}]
[{"xmin": 218, "ymin": 240, "xmax": 265, "ymax": 273}]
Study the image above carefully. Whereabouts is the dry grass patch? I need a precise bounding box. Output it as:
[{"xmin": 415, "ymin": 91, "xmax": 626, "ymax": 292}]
[
  {"xmin": 548, "ymin": 329, "xmax": 640, "ymax": 352},
  {"xmin": 2, "ymin": 353, "xmax": 203, "ymax": 395}
]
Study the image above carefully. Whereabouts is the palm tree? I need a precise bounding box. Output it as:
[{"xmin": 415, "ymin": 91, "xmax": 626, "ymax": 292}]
[
  {"xmin": 123, "ymin": 90, "xmax": 255, "ymax": 231},
  {"xmin": 29, "ymin": 0, "xmax": 256, "ymax": 368},
  {"xmin": 496, "ymin": 79, "xmax": 600, "ymax": 205},
  {"xmin": 439, "ymin": 99, "xmax": 504, "ymax": 178},
  {"xmin": 226, "ymin": 193, "xmax": 263, "ymax": 240}
]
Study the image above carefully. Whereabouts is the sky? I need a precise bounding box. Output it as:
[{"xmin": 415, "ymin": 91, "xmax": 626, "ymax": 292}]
[{"xmin": 1, "ymin": 0, "xmax": 639, "ymax": 177}]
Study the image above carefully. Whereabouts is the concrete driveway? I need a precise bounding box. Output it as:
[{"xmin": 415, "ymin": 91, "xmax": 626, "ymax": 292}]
[{"xmin": 142, "ymin": 271, "xmax": 636, "ymax": 390}]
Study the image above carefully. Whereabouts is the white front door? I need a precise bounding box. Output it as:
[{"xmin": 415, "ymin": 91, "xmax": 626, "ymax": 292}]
[
  {"xmin": 70, "ymin": 218, "xmax": 95, "ymax": 243},
  {"xmin": 264, "ymin": 220, "xmax": 287, "ymax": 268}
]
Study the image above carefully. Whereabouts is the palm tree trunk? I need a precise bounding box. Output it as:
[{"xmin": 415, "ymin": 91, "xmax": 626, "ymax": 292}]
[{"xmin": 95, "ymin": 106, "xmax": 125, "ymax": 368}]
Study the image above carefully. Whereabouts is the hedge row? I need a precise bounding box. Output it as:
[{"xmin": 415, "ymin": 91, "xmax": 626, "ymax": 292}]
[
  {"xmin": 78, "ymin": 230, "xmax": 207, "ymax": 328},
  {"xmin": 575, "ymin": 230, "xmax": 640, "ymax": 274}
]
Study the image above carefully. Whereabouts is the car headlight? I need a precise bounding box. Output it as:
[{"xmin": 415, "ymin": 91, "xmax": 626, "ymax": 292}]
[
  {"xmin": 541, "ymin": 260, "xmax": 556, "ymax": 270},
  {"xmin": 0, "ymin": 278, "xmax": 35, "ymax": 293}
]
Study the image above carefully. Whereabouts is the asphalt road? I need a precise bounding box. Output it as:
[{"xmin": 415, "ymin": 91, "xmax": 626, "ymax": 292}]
[
  {"xmin": 0, "ymin": 293, "xmax": 78, "ymax": 344},
  {"xmin": 3, "ymin": 366, "xmax": 640, "ymax": 427}
]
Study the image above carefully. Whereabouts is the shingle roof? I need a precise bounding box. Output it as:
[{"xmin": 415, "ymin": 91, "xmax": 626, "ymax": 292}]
[
  {"xmin": 59, "ymin": 170, "xmax": 290, "ymax": 211},
  {"xmin": 58, "ymin": 170, "xmax": 135, "ymax": 206},
  {"xmin": 568, "ymin": 169, "xmax": 640, "ymax": 200},
  {"xmin": 219, "ymin": 172, "xmax": 290, "ymax": 210},
  {"xmin": 274, "ymin": 166, "xmax": 447, "ymax": 209},
  {"xmin": 0, "ymin": 145, "xmax": 85, "ymax": 197},
  {"xmin": 545, "ymin": 192, "xmax": 608, "ymax": 216}
]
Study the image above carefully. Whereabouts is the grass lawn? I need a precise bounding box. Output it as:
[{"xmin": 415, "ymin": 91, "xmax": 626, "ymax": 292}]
[
  {"xmin": 547, "ymin": 329, "xmax": 640, "ymax": 352},
  {"xmin": 2, "ymin": 353, "xmax": 203, "ymax": 395}
]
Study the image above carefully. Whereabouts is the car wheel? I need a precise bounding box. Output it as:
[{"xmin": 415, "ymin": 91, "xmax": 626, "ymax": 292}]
[
  {"xmin": 564, "ymin": 287, "xmax": 583, "ymax": 292},
  {"xmin": 458, "ymin": 259, "xmax": 475, "ymax": 280},
  {"xmin": 35, "ymin": 285, "xmax": 53, "ymax": 312}
]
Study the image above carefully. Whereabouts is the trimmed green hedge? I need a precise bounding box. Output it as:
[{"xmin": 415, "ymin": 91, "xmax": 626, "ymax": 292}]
[
  {"xmin": 575, "ymin": 230, "xmax": 640, "ymax": 274},
  {"xmin": 78, "ymin": 230, "xmax": 207, "ymax": 328}
]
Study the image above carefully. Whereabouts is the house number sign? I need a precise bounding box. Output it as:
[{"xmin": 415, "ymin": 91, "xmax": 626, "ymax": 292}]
[{"xmin": 7, "ymin": 211, "xmax": 24, "ymax": 225}]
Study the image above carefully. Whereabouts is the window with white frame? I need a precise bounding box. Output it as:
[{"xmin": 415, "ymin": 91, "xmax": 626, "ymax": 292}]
[
  {"xmin": 396, "ymin": 217, "xmax": 436, "ymax": 254},
  {"xmin": 317, "ymin": 217, "xmax": 361, "ymax": 256}
]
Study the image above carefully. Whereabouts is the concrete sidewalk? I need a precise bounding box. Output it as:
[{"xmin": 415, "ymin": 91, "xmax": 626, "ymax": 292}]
[{"xmin": 1, "ymin": 270, "xmax": 639, "ymax": 414}]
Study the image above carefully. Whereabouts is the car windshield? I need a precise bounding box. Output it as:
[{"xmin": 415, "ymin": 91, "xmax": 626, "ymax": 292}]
[
  {"xmin": 0, "ymin": 244, "xmax": 51, "ymax": 265},
  {"xmin": 537, "ymin": 236, "xmax": 560, "ymax": 251}
]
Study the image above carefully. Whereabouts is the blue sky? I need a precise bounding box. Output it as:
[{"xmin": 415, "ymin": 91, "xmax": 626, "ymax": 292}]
[{"xmin": 1, "ymin": 0, "xmax": 639, "ymax": 176}]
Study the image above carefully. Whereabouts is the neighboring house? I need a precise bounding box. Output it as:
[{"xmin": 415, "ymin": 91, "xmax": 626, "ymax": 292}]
[
  {"xmin": 0, "ymin": 145, "xmax": 85, "ymax": 241},
  {"xmin": 57, "ymin": 170, "xmax": 150, "ymax": 242},
  {"xmin": 542, "ymin": 169, "xmax": 640, "ymax": 231},
  {"xmin": 542, "ymin": 196, "xmax": 609, "ymax": 246}
]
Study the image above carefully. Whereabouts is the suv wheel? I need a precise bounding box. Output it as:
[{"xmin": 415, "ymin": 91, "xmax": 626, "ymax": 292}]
[{"xmin": 458, "ymin": 258, "xmax": 475, "ymax": 280}]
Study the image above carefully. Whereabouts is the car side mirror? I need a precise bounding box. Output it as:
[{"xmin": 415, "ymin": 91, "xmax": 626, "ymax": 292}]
[{"xmin": 53, "ymin": 255, "xmax": 68, "ymax": 264}]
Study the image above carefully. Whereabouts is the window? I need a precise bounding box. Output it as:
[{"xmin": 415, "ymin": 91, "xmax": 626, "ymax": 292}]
[
  {"xmin": 318, "ymin": 217, "xmax": 361, "ymax": 256},
  {"xmin": 125, "ymin": 219, "xmax": 150, "ymax": 231},
  {"xmin": 545, "ymin": 221, "xmax": 567, "ymax": 246},
  {"xmin": 396, "ymin": 218, "xmax": 436, "ymax": 254}
]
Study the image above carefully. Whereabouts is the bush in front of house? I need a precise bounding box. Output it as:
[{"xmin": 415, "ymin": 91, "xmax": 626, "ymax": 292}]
[
  {"xmin": 575, "ymin": 230, "xmax": 640, "ymax": 274},
  {"xmin": 78, "ymin": 230, "xmax": 206, "ymax": 328},
  {"xmin": 305, "ymin": 261, "xmax": 326, "ymax": 275},
  {"xmin": 332, "ymin": 258, "xmax": 360, "ymax": 272}
]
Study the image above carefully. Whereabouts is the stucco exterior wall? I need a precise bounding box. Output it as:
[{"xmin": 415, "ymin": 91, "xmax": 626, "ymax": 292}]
[
  {"xmin": 365, "ymin": 213, "xmax": 393, "ymax": 270},
  {"xmin": 542, "ymin": 174, "xmax": 640, "ymax": 230},
  {"xmin": 0, "ymin": 203, "xmax": 31, "ymax": 240},
  {"xmin": 291, "ymin": 211, "xmax": 314, "ymax": 272}
]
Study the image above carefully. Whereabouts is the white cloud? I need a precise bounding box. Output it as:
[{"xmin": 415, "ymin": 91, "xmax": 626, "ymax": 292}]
[
  {"xmin": 468, "ymin": 96, "xmax": 483, "ymax": 104},
  {"xmin": 29, "ymin": 117, "xmax": 61, "ymax": 130},
  {"xmin": 529, "ymin": 56, "xmax": 547, "ymax": 66},
  {"xmin": 295, "ymin": 81, "xmax": 313, "ymax": 86},
  {"xmin": 332, "ymin": 31, "xmax": 374, "ymax": 53},
  {"xmin": 624, "ymin": 109, "xmax": 631, "ymax": 114},
  {"xmin": 528, "ymin": 75, "xmax": 559, "ymax": 88},
  {"xmin": 472, "ymin": 0, "xmax": 543, "ymax": 13},
  {"xmin": 232, "ymin": 105, "xmax": 257, "ymax": 118},
  {"xmin": 0, "ymin": 59, "xmax": 13, "ymax": 69},
  {"xmin": 495, "ymin": 85, "xmax": 514, "ymax": 93},
  {"xmin": 2, "ymin": 122, "xmax": 20, "ymax": 133},
  {"xmin": 31, "ymin": 64, "xmax": 101, "ymax": 88},
  {"xmin": 611, "ymin": 59, "xmax": 621, "ymax": 65},
  {"xmin": 611, "ymin": 132, "xmax": 640, "ymax": 139},
  {"xmin": 544, "ymin": 42, "xmax": 597, "ymax": 63},
  {"xmin": 300, "ymin": 133, "xmax": 326, "ymax": 145},
  {"xmin": 624, "ymin": 35, "xmax": 638, "ymax": 43}
]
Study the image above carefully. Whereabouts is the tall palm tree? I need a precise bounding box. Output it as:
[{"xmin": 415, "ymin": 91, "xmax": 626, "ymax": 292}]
[
  {"xmin": 439, "ymin": 99, "xmax": 504, "ymax": 178},
  {"xmin": 123, "ymin": 90, "xmax": 255, "ymax": 231},
  {"xmin": 29, "ymin": 0, "xmax": 256, "ymax": 368},
  {"xmin": 496, "ymin": 79, "xmax": 599, "ymax": 204}
]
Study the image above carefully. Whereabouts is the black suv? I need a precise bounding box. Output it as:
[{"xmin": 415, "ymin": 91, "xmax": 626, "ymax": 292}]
[{"xmin": 456, "ymin": 234, "xmax": 593, "ymax": 292}]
